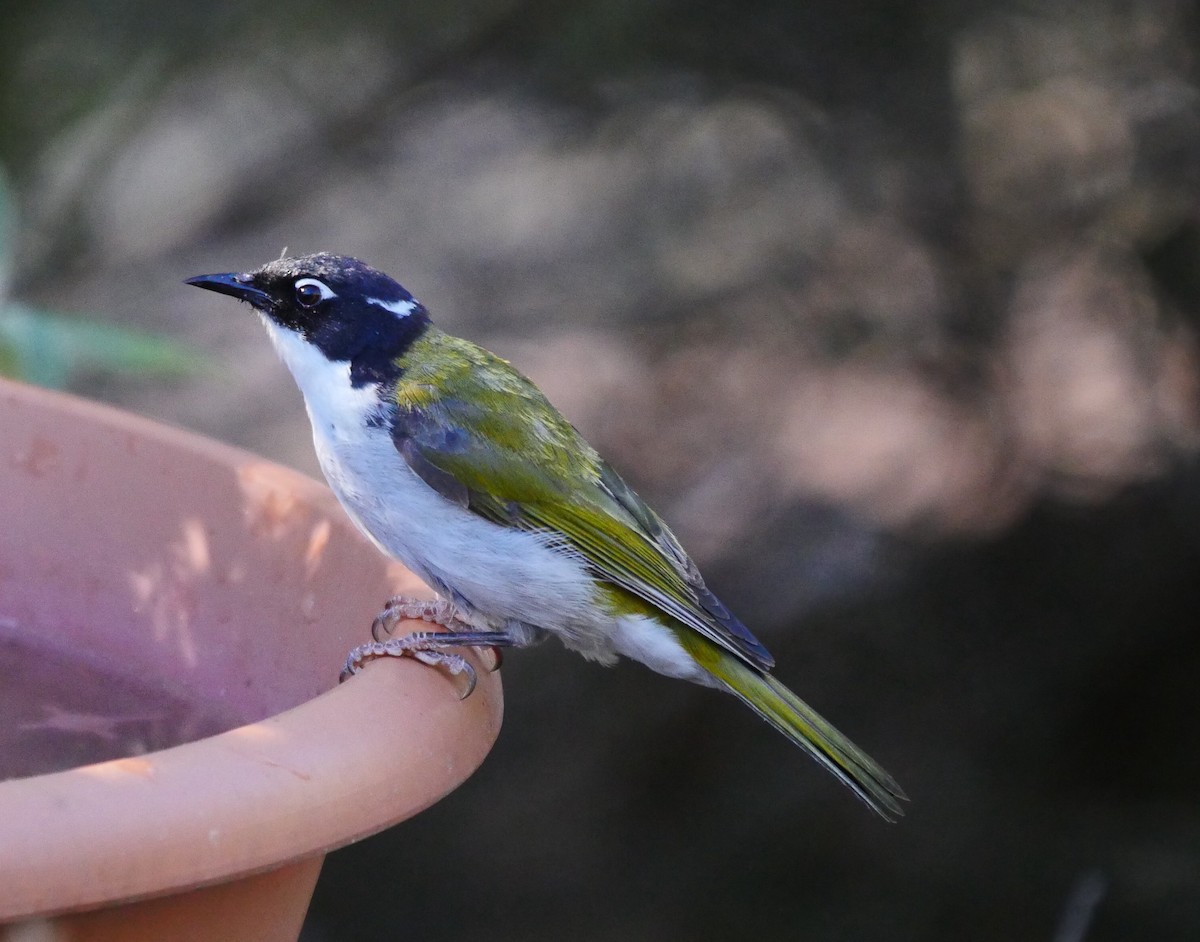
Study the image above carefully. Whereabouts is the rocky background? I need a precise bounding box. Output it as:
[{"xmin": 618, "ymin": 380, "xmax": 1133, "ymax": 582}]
[{"xmin": 4, "ymin": 1, "xmax": 1200, "ymax": 939}]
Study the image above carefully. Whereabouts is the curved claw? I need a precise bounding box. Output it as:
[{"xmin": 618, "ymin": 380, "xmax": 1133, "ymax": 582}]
[
  {"xmin": 370, "ymin": 613, "xmax": 392, "ymax": 643},
  {"xmin": 370, "ymin": 595, "xmax": 464, "ymax": 642},
  {"xmin": 339, "ymin": 637, "xmax": 479, "ymax": 699},
  {"xmin": 339, "ymin": 640, "xmax": 379, "ymax": 682},
  {"xmin": 456, "ymin": 659, "xmax": 478, "ymax": 699},
  {"xmin": 410, "ymin": 649, "xmax": 477, "ymax": 699}
]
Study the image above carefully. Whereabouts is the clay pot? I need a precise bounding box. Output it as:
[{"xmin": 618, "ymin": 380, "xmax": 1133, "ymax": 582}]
[{"xmin": 0, "ymin": 378, "xmax": 502, "ymax": 941}]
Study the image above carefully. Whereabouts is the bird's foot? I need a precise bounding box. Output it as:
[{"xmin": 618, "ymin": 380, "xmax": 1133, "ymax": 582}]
[
  {"xmin": 371, "ymin": 595, "xmax": 468, "ymax": 641},
  {"xmin": 340, "ymin": 634, "xmax": 479, "ymax": 698},
  {"xmin": 369, "ymin": 595, "xmax": 504, "ymax": 674},
  {"xmin": 342, "ymin": 617, "xmax": 518, "ymax": 697}
]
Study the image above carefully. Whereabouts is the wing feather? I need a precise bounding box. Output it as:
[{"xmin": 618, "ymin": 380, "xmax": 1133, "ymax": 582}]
[{"xmin": 390, "ymin": 333, "xmax": 774, "ymax": 670}]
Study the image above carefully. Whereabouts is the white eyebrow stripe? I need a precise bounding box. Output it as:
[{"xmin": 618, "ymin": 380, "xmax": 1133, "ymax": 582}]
[{"xmin": 367, "ymin": 297, "xmax": 416, "ymax": 317}]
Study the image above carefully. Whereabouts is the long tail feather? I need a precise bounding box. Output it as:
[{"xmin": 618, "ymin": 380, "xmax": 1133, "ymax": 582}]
[{"xmin": 682, "ymin": 632, "xmax": 907, "ymax": 820}]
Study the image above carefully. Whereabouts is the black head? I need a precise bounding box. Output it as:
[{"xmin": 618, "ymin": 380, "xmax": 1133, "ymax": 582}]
[{"xmin": 186, "ymin": 253, "xmax": 430, "ymax": 385}]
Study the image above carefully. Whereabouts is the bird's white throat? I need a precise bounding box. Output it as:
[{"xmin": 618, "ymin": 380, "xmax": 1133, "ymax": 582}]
[
  {"xmin": 258, "ymin": 315, "xmax": 379, "ymax": 445},
  {"xmin": 256, "ymin": 313, "xmax": 706, "ymax": 684}
]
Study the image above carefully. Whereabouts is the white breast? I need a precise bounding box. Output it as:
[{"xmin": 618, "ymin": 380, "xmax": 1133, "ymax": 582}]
[{"xmin": 260, "ymin": 318, "xmax": 615, "ymax": 655}]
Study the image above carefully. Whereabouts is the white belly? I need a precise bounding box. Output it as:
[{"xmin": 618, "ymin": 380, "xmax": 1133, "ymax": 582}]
[
  {"xmin": 263, "ymin": 315, "xmax": 708, "ymax": 679},
  {"xmin": 314, "ymin": 417, "xmax": 601, "ymax": 633}
]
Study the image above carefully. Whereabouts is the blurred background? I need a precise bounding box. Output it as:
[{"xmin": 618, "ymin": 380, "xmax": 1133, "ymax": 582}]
[{"xmin": 4, "ymin": 0, "xmax": 1200, "ymax": 938}]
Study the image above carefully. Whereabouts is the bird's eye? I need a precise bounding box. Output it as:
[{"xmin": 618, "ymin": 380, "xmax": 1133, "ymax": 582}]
[{"xmin": 294, "ymin": 278, "xmax": 333, "ymax": 307}]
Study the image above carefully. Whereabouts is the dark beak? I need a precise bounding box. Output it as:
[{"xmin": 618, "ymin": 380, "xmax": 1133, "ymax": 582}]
[{"xmin": 185, "ymin": 272, "xmax": 273, "ymax": 309}]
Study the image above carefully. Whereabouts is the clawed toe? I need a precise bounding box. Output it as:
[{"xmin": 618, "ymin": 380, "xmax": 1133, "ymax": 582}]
[
  {"xmin": 339, "ymin": 634, "xmax": 481, "ymax": 698},
  {"xmin": 344, "ymin": 610, "xmax": 515, "ymax": 695},
  {"xmin": 410, "ymin": 649, "xmax": 477, "ymax": 699},
  {"xmin": 370, "ymin": 595, "xmax": 465, "ymax": 642}
]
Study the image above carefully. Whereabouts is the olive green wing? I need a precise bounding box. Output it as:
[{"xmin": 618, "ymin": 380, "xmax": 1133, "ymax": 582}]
[{"xmin": 389, "ymin": 343, "xmax": 773, "ymax": 669}]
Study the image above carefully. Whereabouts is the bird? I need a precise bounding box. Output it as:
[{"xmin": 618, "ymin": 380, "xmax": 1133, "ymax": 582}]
[{"xmin": 186, "ymin": 253, "xmax": 906, "ymax": 819}]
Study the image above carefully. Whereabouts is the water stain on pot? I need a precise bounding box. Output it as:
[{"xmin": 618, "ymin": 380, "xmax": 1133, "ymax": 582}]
[{"xmin": 0, "ymin": 632, "xmax": 246, "ymax": 780}]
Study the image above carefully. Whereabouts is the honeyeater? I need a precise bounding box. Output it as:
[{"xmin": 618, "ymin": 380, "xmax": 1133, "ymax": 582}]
[{"xmin": 187, "ymin": 253, "xmax": 906, "ymax": 819}]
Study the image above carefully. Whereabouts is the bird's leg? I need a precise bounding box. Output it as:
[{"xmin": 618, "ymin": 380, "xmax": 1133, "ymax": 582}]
[
  {"xmin": 370, "ymin": 595, "xmax": 471, "ymax": 641},
  {"xmin": 369, "ymin": 594, "xmax": 505, "ymax": 673},
  {"xmin": 340, "ymin": 628, "xmax": 520, "ymax": 698}
]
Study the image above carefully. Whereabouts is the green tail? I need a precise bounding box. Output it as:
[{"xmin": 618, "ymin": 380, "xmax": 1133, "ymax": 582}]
[{"xmin": 677, "ymin": 630, "xmax": 908, "ymax": 820}]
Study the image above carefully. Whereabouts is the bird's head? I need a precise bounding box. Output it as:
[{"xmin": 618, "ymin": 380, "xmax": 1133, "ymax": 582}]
[{"xmin": 187, "ymin": 253, "xmax": 429, "ymax": 382}]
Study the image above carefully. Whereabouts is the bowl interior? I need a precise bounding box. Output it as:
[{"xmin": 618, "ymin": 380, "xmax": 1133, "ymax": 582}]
[{"xmin": 0, "ymin": 380, "xmax": 422, "ymax": 729}]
